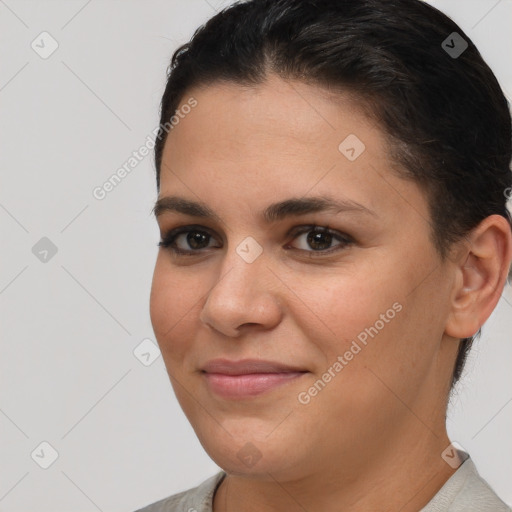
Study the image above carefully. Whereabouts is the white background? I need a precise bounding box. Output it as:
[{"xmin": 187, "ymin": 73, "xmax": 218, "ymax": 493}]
[{"xmin": 0, "ymin": 1, "xmax": 511, "ymax": 511}]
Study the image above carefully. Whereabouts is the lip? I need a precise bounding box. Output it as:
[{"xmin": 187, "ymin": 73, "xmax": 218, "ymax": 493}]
[
  {"xmin": 201, "ymin": 358, "xmax": 307, "ymax": 375},
  {"xmin": 201, "ymin": 358, "xmax": 308, "ymax": 399}
]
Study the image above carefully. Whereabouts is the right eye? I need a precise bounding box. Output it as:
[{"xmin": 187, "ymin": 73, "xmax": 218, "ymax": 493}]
[{"xmin": 158, "ymin": 225, "xmax": 222, "ymax": 256}]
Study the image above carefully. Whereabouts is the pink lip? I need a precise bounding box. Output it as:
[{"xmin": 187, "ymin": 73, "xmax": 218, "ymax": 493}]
[
  {"xmin": 203, "ymin": 372, "xmax": 306, "ymax": 398},
  {"xmin": 201, "ymin": 358, "xmax": 306, "ymax": 374},
  {"xmin": 201, "ymin": 358, "xmax": 307, "ymax": 399}
]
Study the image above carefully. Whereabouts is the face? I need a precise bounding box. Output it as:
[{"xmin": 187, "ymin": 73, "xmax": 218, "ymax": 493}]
[{"xmin": 150, "ymin": 75, "xmax": 457, "ymax": 481}]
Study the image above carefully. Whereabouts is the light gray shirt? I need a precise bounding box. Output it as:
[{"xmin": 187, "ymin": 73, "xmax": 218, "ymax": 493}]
[{"xmin": 134, "ymin": 456, "xmax": 511, "ymax": 512}]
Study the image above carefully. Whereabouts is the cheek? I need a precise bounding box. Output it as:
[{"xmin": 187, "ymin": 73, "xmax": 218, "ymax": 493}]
[
  {"xmin": 292, "ymin": 275, "xmax": 422, "ymax": 429},
  {"xmin": 296, "ymin": 255, "xmax": 435, "ymax": 392},
  {"xmin": 149, "ymin": 257, "xmax": 201, "ymax": 359},
  {"xmin": 296, "ymin": 270, "xmax": 401, "ymax": 352}
]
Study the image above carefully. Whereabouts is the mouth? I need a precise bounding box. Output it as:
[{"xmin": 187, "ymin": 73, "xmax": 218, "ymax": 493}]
[{"xmin": 201, "ymin": 358, "xmax": 308, "ymax": 399}]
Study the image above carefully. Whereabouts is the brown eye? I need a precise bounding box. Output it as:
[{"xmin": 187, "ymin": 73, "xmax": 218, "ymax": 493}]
[
  {"xmin": 183, "ymin": 231, "xmax": 211, "ymax": 250},
  {"xmin": 158, "ymin": 226, "xmax": 221, "ymax": 255},
  {"xmin": 288, "ymin": 225, "xmax": 353, "ymax": 255}
]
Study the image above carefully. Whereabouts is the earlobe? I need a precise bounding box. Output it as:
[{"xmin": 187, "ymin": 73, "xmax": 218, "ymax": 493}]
[{"xmin": 445, "ymin": 215, "xmax": 512, "ymax": 339}]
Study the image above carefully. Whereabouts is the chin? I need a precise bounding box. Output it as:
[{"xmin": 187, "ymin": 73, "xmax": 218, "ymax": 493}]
[{"xmin": 196, "ymin": 427, "xmax": 306, "ymax": 480}]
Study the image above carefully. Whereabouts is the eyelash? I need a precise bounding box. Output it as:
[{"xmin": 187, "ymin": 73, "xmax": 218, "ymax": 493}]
[{"xmin": 157, "ymin": 224, "xmax": 354, "ymax": 258}]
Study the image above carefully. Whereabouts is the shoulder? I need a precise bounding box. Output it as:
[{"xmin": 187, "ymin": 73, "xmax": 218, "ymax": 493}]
[
  {"xmin": 421, "ymin": 455, "xmax": 511, "ymax": 512},
  {"xmin": 134, "ymin": 471, "xmax": 226, "ymax": 512}
]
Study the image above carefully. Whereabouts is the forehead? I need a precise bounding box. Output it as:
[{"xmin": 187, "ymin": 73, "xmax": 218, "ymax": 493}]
[
  {"xmin": 158, "ymin": 76, "xmax": 429, "ymax": 226},
  {"xmin": 167, "ymin": 76, "xmax": 380, "ymax": 158}
]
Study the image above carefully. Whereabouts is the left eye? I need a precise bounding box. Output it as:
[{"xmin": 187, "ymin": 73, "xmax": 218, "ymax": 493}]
[
  {"xmin": 287, "ymin": 225, "xmax": 353, "ymax": 254},
  {"xmin": 158, "ymin": 225, "xmax": 353, "ymax": 256}
]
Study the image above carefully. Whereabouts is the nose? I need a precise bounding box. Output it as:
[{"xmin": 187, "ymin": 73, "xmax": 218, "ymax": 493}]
[{"xmin": 199, "ymin": 246, "xmax": 283, "ymax": 337}]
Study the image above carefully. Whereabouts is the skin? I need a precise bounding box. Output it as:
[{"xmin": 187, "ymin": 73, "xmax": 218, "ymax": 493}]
[{"xmin": 149, "ymin": 75, "xmax": 512, "ymax": 512}]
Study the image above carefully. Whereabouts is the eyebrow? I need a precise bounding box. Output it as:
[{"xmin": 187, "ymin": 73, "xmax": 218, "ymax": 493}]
[{"xmin": 152, "ymin": 195, "xmax": 376, "ymax": 223}]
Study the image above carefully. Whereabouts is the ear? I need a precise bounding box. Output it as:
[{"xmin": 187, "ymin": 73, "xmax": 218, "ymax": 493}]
[{"xmin": 445, "ymin": 215, "xmax": 512, "ymax": 339}]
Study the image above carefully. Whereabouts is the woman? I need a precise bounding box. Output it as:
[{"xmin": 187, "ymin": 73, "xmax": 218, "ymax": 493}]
[{"xmin": 137, "ymin": 0, "xmax": 512, "ymax": 510}]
